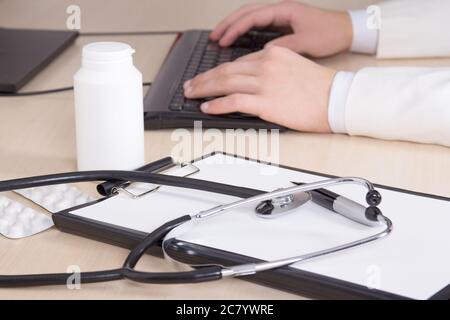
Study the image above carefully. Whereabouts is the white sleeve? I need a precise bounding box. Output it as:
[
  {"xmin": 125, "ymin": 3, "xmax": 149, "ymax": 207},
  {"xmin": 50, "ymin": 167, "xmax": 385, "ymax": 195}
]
[
  {"xmin": 348, "ymin": 10, "xmax": 379, "ymax": 55},
  {"xmin": 327, "ymin": 72, "xmax": 355, "ymax": 133},
  {"xmin": 344, "ymin": 67, "xmax": 450, "ymax": 147},
  {"xmin": 377, "ymin": 0, "xmax": 450, "ymax": 58}
]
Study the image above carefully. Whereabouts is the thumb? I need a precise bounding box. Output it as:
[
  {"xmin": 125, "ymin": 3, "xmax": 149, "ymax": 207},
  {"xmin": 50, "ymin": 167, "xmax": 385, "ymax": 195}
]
[
  {"xmin": 200, "ymin": 94, "xmax": 261, "ymax": 116},
  {"xmin": 265, "ymin": 34, "xmax": 304, "ymax": 53}
]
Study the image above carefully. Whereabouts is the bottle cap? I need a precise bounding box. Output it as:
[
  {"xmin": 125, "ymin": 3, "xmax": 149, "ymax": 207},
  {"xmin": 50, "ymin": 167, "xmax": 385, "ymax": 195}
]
[{"xmin": 82, "ymin": 42, "xmax": 135, "ymax": 62}]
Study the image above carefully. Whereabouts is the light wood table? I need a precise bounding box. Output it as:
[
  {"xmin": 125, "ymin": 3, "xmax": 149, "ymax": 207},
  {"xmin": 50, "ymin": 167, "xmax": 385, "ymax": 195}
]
[{"xmin": 0, "ymin": 0, "xmax": 449, "ymax": 299}]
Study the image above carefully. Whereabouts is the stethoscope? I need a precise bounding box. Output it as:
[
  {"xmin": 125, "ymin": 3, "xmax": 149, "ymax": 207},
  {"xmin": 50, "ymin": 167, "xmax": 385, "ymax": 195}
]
[{"xmin": 0, "ymin": 170, "xmax": 392, "ymax": 287}]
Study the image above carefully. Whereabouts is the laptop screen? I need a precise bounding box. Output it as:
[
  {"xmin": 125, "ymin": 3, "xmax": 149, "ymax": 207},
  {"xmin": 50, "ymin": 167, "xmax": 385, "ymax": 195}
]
[{"xmin": 0, "ymin": 28, "xmax": 78, "ymax": 93}]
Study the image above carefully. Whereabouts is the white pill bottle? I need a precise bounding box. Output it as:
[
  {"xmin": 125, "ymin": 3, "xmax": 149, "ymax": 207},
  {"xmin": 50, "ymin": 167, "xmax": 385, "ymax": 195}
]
[{"xmin": 74, "ymin": 42, "xmax": 145, "ymax": 170}]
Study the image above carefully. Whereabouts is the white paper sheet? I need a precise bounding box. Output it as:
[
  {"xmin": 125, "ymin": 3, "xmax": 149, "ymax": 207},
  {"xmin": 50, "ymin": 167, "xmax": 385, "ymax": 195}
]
[{"xmin": 70, "ymin": 153, "xmax": 450, "ymax": 299}]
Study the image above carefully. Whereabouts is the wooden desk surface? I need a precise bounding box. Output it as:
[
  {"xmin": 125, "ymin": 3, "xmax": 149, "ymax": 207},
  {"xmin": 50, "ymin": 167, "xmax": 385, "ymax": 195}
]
[{"xmin": 0, "ymin": 0, "xmax": 449, "ymax": 299}]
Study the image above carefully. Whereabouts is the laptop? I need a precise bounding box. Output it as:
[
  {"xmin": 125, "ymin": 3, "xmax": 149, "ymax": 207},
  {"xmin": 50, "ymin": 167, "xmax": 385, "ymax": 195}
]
[
  {"xmin": 0, "ymin": 28, "xmax": 78, "ymax": 93},
  {"xmin": 144, "ymin": 30, "xmax": 285, "ymax": 130}
]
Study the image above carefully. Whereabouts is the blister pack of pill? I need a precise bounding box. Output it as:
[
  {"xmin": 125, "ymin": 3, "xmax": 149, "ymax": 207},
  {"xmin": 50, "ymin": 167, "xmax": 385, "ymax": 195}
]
[
  {"xmin": 15, "ymin": 184, "xmax": 95, "ymax": 213},
  {"xmin": 0, "ymin": 196, "xmax": 54, "ymax": 239}
]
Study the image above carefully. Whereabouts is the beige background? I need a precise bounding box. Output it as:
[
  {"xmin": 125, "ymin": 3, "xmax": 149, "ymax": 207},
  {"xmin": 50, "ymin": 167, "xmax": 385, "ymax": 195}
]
[{"xmin": 0, "ymin": 0, "xmax": 449, "ymax": 299}]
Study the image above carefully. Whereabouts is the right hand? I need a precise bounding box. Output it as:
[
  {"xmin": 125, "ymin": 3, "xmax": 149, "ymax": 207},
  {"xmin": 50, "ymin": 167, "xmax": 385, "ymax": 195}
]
[
  {"xmin": 210, "ymin": 1, "xmax": 353, "ymax": 58},
  {"xmin": 185, "ymin": 46, "xmax": 336, "ymax": 133}
]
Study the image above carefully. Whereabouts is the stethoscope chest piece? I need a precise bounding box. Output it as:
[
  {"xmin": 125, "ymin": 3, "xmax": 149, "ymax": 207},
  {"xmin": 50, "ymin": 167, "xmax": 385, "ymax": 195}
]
[{"xmin": 255, "ymin": 190, "xmax": 311, "ymax": 218}]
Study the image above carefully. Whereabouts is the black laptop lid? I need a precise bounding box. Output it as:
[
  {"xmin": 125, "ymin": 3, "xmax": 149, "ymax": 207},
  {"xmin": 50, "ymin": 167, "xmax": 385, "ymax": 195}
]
[{"xmin": 0, "ymin": 28, "xmax": 78, "ymax": 93}]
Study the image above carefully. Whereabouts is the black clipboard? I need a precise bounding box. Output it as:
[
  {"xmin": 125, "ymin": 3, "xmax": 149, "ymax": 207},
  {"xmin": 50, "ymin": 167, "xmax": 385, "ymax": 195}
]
[{"xmin": 52, "ymin": 152, "xmax": 450, "ymax": 300}]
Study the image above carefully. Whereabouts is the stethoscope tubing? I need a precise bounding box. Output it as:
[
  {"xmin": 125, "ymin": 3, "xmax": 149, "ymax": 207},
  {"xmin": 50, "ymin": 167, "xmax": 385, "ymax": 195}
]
[
  {"xmin": 0, "ymin": 214, "xmax": 222, "ymax": 287},
  {"xmin": 0, "ymin": 170, "xmax": 263, "ymax": 198},
  {"xmin": 0, "ymin": 171, "xmax": 262, "ymax": 287},
  {"xmin": 0, "ymin": 170, "xmax": 390, "ymax": 287}
]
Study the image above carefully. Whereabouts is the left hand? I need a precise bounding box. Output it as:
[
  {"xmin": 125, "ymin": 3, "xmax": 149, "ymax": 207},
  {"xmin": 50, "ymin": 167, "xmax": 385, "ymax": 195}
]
[
  {"xmin": 209, "ymin": 1, "xmax": 353, "ymax": 58},
  {"xmin": 183, "ymin": 46, "xmax": 336, "ymax": 133}
]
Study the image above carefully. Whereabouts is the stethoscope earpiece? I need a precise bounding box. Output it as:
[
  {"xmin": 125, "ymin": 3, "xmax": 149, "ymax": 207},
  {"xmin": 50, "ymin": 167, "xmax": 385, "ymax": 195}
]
[{"xmin": 366, "ymin": 190, "xmax": 382, "ymax": 206}]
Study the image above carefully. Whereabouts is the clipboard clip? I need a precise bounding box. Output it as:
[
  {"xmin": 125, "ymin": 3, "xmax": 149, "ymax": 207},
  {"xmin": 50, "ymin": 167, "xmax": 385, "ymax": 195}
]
[{"xmin": 112, "ymin": 162, "xmax": 200, "ymax": 199}]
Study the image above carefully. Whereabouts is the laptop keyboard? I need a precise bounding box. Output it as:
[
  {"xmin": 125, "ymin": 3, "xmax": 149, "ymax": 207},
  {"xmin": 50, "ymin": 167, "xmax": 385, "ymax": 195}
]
[{"xmin": 169, "ymin": 30, "xmax": 281, "ymax": 114}]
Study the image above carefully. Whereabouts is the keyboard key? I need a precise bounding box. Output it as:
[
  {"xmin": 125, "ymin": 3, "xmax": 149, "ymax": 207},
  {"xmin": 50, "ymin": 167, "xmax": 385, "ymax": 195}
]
[{"xmin": 233, "ymin": 35, "xmax": 253, "ymax": 48}]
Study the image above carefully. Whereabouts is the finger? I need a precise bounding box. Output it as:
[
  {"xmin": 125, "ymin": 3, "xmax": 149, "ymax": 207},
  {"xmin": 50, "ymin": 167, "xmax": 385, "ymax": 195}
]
[
  {"xmin": 219, "ymin": 6, "xmax": 291, "ymax": 47},
  {"xmin": 210, "ymin": 4, "xmax": 265, "ymax": 41},
  {"xmin": 187, "ymin": 60, "xmax": 260, "ymax": 88},
  {"xmin": 185, "ymin": 75, "xmax": 260, "ymax": 99},
  {"xmin": 265, "ymin": 34, "xmax": 304, "ymax": 53},
  {"xmin": 235, "ymin": 50, "xmax": 266, "ymax": 62},
  {"xmin": 219, "ymin": 7, "xmax": 276, "ymax": 47},
  {"xmin": 200, "ymin": 94, "xmax": 263, "ymax": 116}
]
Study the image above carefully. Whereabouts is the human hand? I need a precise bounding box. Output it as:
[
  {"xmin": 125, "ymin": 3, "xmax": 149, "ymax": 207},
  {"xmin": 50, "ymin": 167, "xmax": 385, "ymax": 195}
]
[
  {"xmin": 184, "ymin": 46, "xmax": 336, "ymax": 133},
  {"xmin": 210, "ymin": 1, "xmax": 353, "ymax": 58}
]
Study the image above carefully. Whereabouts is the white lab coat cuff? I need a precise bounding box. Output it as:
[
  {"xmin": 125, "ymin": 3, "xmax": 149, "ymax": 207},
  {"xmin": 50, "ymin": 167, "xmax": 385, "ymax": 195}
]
[
  {"xmin": 348, "ymin": 10, "xmax": 379, "ymax": 55},
  {"xmin": 328, "ymin": 71, "xmax": 355, "ymax": 134}
]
